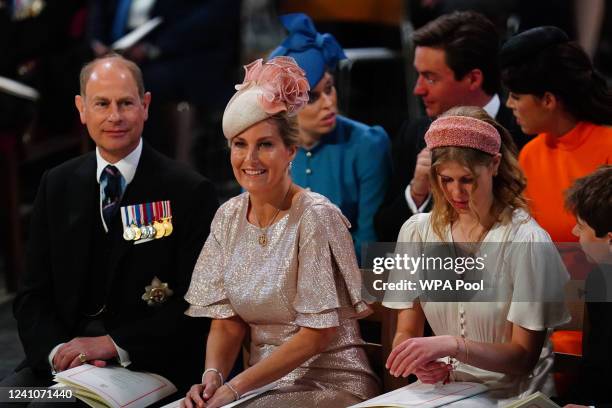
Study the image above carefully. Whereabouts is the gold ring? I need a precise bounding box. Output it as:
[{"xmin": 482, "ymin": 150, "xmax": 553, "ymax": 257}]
[{"xmin": 78, "ymin": 352, "xmax": 87, "ymax": 363}]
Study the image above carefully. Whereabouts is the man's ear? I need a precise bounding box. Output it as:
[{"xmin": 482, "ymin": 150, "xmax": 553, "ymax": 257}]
[
  {"xmin": 142, "ymin": 91, "xmax": 151, "ymax": 121},
  {"xmin": 75, "ymin": 95, "xmax": 86, "ymax": 124},
  {"xmin": 466, "ymin": 69, "xmax": 484, "ymax": 91}
]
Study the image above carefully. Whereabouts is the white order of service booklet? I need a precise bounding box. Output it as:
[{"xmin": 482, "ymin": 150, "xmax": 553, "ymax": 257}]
[
  {"xmin": 160, "ymin": 382, "xmax": 277, "ymax": 408},
  {"xmin": 53, "ymin": 364, "xmax": 176, "ymax": 408},
  {"xmin": 348, "ymin": 382, "xmax": 488, "ymax": 408}
]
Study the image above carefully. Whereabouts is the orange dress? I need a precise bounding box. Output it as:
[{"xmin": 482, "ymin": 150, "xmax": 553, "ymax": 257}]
[{"xmin": 519, "ymin": 122, "xmax": 612, "ymax": 242}]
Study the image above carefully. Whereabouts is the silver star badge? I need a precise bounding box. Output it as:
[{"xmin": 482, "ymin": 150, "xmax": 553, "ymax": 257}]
[{"xmin": 142, "ymin": 277, "xmax": 174, "ymax": 306}]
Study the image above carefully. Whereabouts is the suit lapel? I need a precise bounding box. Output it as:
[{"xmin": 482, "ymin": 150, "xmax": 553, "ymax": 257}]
[{"xmin": 105, "ymin": 144, "xmax": 158, "ymax": 292}]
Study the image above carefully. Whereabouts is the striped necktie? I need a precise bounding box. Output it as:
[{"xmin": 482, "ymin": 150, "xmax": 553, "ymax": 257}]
[{"xmin": 101, "ymin": 165, "xmax": 124, "ymax": 227}]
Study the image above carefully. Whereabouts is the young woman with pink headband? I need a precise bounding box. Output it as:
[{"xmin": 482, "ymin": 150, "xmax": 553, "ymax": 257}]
[{"xmin": 383, "ymin": 106, "xmax": 569, "ymax": 403}]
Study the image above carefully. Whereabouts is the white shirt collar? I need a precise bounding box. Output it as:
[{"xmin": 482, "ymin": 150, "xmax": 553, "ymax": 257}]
[
  {"xmin": 95, "ymin": 138, "xmax": 142, "ymax": 184},
  {"xmin": 483, "ymin": 94, "xmax": 501, "ymax": 118}
]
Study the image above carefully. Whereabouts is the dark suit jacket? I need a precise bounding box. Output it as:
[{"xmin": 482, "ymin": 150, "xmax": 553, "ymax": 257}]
[
  {"xmin": 13, "ymin": 143, "xmax": 218, "ymax": 391},
  {"xmin": 569, "ymin": 264, "xmax": 612, "ymax": 407},
  {"xmin": 374, "ymin": 103, "xmax": 529, "ymax": 242}
]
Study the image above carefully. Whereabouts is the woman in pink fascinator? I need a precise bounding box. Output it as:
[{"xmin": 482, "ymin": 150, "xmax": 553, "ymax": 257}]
[
  {"xmin": 182, "ymin": 57, "xmax": 380, "ymax": 408},
  {"xmin": 383, "ymin": 106, "xmax": 570, "ymax": 403}
]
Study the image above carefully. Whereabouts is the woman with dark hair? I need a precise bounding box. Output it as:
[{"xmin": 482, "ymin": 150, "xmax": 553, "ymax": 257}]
[
  {"xmin": 181, "ymin": 57, "xmax": 379, "ymax": 408},
  {"xmin": 383, "ymin": 106, "xmax": 569, "ymax": 403},
  {"xmin": 269, "ymin": 13, "xmax": 391, "ymax": 260},
  {"xmin": 501, "ymin": 26, "xmax": 612, "ymax": 243}
]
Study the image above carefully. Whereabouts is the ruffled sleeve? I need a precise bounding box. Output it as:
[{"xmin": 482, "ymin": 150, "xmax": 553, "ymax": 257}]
[
  {"xmin": 506, "ymin": 223, "xmax": 571, "ymax": 331},
  {"xmin": 184, "ymin": 205, "xmax": 237, "ymax": 319},
  {"xmin": 382, "ymin": 213, "xmax": 428, "ymax": 310},
  {"xmin": 292, "ymin": 198, "xmax": 371, "ymax": 328}
]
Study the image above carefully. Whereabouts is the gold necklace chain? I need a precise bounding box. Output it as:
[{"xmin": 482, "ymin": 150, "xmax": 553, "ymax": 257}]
[{"xmin": 251, "ymin": 184, "xmax": 292, "ymax": 247}]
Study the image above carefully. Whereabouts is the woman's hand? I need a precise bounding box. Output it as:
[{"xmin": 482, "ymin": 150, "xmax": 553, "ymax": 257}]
[
  {"xmin": 386, "ymin": 335, "xmax": 456, "ymax": 377},
  {"xmin": 414, "ymin": 361, "xmax": 452, "ymax": 384},
  {"xmin": 201, "ymin": 385, "xmax": 239, "ymax": 408},
  {"xmin": 181, "ymin": 372, "xmax": 222, "ymax": 408}
]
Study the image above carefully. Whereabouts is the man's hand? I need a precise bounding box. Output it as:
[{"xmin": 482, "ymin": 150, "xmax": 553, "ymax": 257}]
[
  {"xmin": 410, "ymin": 147, "xmax": 431, "ymax": 204},
  {"xmin": 53, "ymin": 336, "xmax": 118, "ymax": 372}
]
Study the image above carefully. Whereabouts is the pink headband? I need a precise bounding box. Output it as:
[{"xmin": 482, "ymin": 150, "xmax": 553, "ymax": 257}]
[{"xmin": 424, "ymin": 115, "xmax": 501, "ymax": 155}]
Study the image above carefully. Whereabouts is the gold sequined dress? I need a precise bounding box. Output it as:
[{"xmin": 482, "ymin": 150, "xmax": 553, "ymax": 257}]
[{"xmin": 185, "ymin": 191, "xmax": 380, "ymax": 407}]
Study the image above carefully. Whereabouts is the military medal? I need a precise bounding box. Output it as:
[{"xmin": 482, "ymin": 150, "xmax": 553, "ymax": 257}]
[
  {"xmin": 121, "ymin": 205, "xmax": 139, "ymax": 241},
  {"xmin": 153, "ymin": 221, "xmax": 164, "ymax": 238},
  {"xmin": 131, "ymin": 223, "xmax": 142, "ymax": 240},
  {"xmin": 121, "ymin": 200, "xmax": 174, "ymax": 241},
  {"xmin": 153, "ymin": 201, "xmax": 165, "ymax": 239},
  {"xmin": 145, "ymin": 203, "xmax": 156, "ymax": 238},
  {"xmin": 138, "ymin": 204, "xmax": 150, "ymax": 239},
  {"xmin": 162, "ymin": 200, "xmax": 173, "ymax": 237},
  {"xmin": 123, "ymin": 225, "xmax": 136, "ymax": 240},
  {"xmin": 163, "ymin": 218, "xmax": 173, "ymax": 236},
  {"xmin": 131, "ymin": 206, "xmax": 142, "ymax": 240},
  {"xmin": 121, "ymin": 206, "xmax": 135, "ymax": 240}
]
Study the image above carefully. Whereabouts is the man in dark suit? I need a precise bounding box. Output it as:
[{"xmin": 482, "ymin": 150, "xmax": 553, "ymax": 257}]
[
  {"xmin": 1, "ymin": 54, "xmax": 218, "ymax": 395},
  {"xmin": 374, "ymin": 11, "xmax": 529, "ymax": 242}
]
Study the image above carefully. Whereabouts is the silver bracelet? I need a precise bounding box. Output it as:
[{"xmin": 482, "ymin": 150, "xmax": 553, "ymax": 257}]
[
  {"xmin": 225, "ymin": 382, "xmax": 240, "ymax": 401},
  {"xmin": 202, "ymin": 368, "xmax": 224, "ymax": 385}
]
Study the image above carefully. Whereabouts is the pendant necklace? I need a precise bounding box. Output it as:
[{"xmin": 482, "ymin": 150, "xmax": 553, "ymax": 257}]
[{"xmin": 251, "ymin": 184, "xmax": 292, "ymax": 247}]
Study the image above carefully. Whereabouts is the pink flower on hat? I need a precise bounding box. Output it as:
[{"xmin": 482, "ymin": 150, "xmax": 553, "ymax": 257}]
[
  {"xmin": 237, "ymin": 59, "xmax": 264, "ymax": 89},
  {"xmin": 235, "ymin": 56, "xmax": 310, "ymax": 116}
]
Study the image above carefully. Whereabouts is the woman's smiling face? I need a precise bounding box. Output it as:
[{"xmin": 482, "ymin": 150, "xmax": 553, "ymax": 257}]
[{"xmin": 230, "ymin": 120, "xmax": 296, "ymax": 195}]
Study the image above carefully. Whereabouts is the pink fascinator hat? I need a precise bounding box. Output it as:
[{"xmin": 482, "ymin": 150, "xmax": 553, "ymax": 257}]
[
  {"xmin": 425, "ymin": 115, "xmax": 501, "ymax": 155},
  {"xmin": 222, "ymin": 56, "xmax": 310, "ymax": 140}
]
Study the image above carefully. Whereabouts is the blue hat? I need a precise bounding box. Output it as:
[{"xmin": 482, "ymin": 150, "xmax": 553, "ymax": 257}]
[{"xmin": 269, "ymin": 13, "xmax": 347, "ymax": 87}]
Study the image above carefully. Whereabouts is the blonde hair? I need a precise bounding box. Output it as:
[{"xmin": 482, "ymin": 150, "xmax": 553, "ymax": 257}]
[
  {"xmin": 226, "ymin": 113, "xmax": 299, "ymax": 148},
  {"xmin": 268, "ymin": 113, "xmax": 300, "ymax": 147},
  {"xmin": 429, "ymin": 106, "xmax": 528, "ymax": 240}
]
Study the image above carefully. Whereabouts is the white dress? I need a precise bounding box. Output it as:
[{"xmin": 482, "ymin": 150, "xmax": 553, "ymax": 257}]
[{"xmin": 384, "ymin": 209, "xmax": 570, "ymax": 403}]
